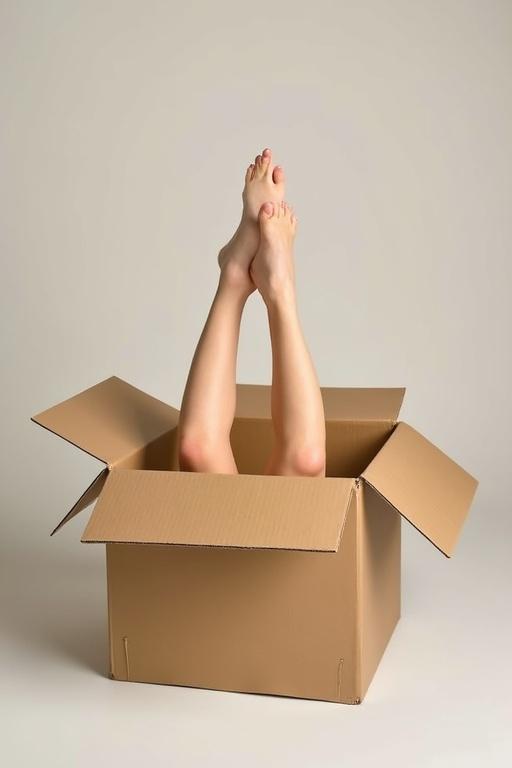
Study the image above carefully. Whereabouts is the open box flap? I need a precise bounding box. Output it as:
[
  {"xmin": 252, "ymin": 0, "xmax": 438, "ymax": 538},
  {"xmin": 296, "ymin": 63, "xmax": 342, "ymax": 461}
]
[
  {"xmin": 31, "ymin": 376, "xmax": 179, "ymax": 467},
  {"xmin": 81, "ymin": 469, "xmax": 355, "ymax": 552},
  {"xmin": 236, "ymin": 384, "xmax": 405, "ymax": 421},
  {"xmin": 361, "ymin": 422, "xmax": 478, "ymax": 557},
  {"xmin": 50, "ymin": 467, "xmax": 109, "ymax": 536}
]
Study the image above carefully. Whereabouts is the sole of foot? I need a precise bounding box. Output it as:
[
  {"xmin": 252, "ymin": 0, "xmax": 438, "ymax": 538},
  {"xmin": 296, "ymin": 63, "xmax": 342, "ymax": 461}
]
[{"xmin": 249, "ymin": 200, "xmax": 298, "ymax": 307}]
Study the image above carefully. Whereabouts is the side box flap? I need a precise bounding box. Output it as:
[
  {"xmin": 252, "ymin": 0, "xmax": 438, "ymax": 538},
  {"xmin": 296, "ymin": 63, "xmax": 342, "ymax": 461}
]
[
  {"xmin": 31, "ymin": 376, "xmax": 179, "ymax": 467},
  {"xmin": 81, "ymin": 470, "xmax": 355, "ymax": 552},
  {"xmin": 236, "ymin": 384, "xmax": 405, "ymax": 421},
  {"xmin": 361, "ymin": 422, "xmax": 478, "ymax": 557},
  {"xmin": 50, "ymin": 468, "xmax": 109, "ymax": 536}
]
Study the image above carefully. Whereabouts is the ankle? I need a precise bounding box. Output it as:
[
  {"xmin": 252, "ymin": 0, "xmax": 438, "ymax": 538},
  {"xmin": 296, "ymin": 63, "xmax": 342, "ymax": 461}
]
[
  {"xmin": 240, "ymin": 209, "xmax": 259, "ymax": 228},
  {"xmin": 264, "ymin": 279, "xmax": 297, "ymax": 313},
  {"xmin": 217, "ymin": 269, "xmax": 254, "ymax": 304}
]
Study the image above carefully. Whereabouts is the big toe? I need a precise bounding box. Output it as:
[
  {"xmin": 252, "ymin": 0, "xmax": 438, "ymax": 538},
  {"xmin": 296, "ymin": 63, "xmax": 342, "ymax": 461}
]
[
  {"xmin": 261, "ymin": 147, "xmax": 272, "ymax": 174},
  {"xmin": 258, "ymin": 203, "xmax": 275, "ymax": 239},
  {"xmin": 272, "ymin": 165, "xmax": 285, "ymax": 185},
  {"xmin": 259, "ymin": 201, "xmax": 274, "ymax": 220}
]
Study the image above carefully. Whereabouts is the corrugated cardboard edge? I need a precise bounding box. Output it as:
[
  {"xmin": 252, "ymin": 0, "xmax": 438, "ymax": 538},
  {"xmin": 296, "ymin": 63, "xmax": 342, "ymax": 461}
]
[{"xmin": 354, "ymin": 478, "xmax": 364, "ymax": 701}]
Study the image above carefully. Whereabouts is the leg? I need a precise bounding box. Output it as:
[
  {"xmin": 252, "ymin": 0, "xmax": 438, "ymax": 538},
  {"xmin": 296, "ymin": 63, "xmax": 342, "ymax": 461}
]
[
  {"xmin": 178, "ymin": 279, "xmax": 249, "ymax": 473},
  {"xmin": 250, "ymin": 202, "xmax": 326, "ymax": 477},
  {"xmin": 178, "ymin": 148, "xmax": 285, "ymax": 473}
]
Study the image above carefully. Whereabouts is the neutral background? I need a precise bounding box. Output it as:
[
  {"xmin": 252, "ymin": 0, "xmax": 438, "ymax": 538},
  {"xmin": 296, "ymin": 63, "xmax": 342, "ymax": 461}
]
[{"xmin": 1, "ymin": 1, "xmax": 511, "ymax": 765}]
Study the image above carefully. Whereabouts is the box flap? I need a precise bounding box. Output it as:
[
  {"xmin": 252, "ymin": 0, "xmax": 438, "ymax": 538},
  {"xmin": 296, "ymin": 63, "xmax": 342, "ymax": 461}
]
[
  {"xmin": 31, "ymin": 376, "xmax": 179, "ymax": 467},
  {"xmin": 50, "ymin": 468, "xmax": 109, "ymax": 536},
  {"xmin": 236, "ymin": 384, "xmax": 405, "ymax": 421},
  {"xmin": 82, "ymin": 469, "xmax": 355, "ymax": 552},
  {"xmin": 361, "ymin": 422, "xmax": 478, "ymax": 557}
]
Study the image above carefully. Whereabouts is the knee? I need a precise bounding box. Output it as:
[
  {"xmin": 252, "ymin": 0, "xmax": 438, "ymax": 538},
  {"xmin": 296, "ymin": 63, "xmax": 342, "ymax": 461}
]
[
  {"xmin": 288, "ymin": 445, "xmax": 326, "ymax": 477},
  {"xmin": 178, "ymin": 432, "xmax": 212, "ymax": 472}
]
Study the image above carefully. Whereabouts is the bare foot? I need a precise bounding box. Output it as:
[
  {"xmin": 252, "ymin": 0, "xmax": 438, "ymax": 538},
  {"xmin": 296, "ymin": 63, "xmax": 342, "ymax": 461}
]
[
  {"xmin": 218, "ymin": 148, "xmax": 285, "ymax": 297},
  {"xmin": 250, "ymin": 201, "xmax": 298, "ymax": 307}
]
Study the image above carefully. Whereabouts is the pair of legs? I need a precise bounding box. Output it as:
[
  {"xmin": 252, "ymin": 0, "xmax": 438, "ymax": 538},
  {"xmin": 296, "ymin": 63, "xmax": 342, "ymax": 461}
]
[{"xmin": 177, "ymin": 147, "xmax": 326, "ymax": 477}]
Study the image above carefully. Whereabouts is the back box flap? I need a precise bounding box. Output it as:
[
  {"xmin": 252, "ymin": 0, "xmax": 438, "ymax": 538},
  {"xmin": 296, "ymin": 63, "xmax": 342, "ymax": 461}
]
[
  {"xmin": 31, "ymin": 376, "xmax": 179, "ymax": 467},
  {"xmin": 362, "ymin": 422, "xmax": 478, "ymax": 557},
  {"xmin": 236, "ymin": 384, "xmax": 405, "ymax": 421},
  {"xmin": 81, "ymin": 469, "xmax": 355, "ymax": 552}
]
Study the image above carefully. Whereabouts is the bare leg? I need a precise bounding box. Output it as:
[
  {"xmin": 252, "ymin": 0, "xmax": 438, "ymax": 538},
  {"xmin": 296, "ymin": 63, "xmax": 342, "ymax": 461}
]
[
  {"xmin": 250, "ymin": 202, "xmax": 326, "ymax": 477},
  {"xmin": 178, "ymin": 281, "xmax": 250, "ymax": 473},
  {"xmin": 178, "ymin": 148, "xmax": 285, "ymax": 473}
]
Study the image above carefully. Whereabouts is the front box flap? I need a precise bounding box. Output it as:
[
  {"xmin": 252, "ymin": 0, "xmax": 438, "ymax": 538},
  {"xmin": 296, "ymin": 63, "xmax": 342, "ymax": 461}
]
[
  {"xmin": 82, "ymin": 469, "xmax": 355, "ymax": 552},
  {"xmin": 31, "ymin": 376, "xmax": 179, "ymax": 466},
  {"xmin": 362, "ymin": 422, "xmax": 478, "ymax": 557}
]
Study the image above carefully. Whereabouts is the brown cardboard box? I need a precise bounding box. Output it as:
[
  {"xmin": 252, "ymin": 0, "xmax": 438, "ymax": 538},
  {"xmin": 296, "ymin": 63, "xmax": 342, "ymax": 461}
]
[{"xmin": 32, "ymin": 376, "xmax": 478, "ymax": 704}]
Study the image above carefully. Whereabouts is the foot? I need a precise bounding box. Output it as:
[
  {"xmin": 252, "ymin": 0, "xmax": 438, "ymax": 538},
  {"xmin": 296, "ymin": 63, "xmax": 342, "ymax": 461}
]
[
  {"xmin": 250, "ymin": 201, "xmax": 298, "ymax": 307},
  {"xmin": 218, "ymin": 148, "xmax": 285, "ymax": 297}
]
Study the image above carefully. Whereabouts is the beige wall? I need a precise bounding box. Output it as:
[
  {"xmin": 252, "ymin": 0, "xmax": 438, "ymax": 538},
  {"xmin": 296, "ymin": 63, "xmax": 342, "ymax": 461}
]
[
  {"xmin": 4, "ymin": 0, "xmax": 509, "ymax": 534},
  {"xmin": 1, "ymin": 2, "xmax": 511, "ymax": 764}
]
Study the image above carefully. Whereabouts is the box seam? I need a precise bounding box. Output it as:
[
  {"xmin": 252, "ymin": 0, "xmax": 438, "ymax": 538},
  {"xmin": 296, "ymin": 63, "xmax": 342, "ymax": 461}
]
[
  {"xmin": 355, "ymin": 477, "xmax": 363, "ymax": 701},
  {"xmin": 106, "ymin": 544, "xmax": 116, "ymax": 679}
]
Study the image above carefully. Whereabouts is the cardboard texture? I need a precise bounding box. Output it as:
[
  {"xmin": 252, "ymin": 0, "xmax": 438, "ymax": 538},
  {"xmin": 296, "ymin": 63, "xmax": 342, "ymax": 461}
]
[{"xmin": 32, "ymin": 376, "xmax": 479, "ymax": 704}]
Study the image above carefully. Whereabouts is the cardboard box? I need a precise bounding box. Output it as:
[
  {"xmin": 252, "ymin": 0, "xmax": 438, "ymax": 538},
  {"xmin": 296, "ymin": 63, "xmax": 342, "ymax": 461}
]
[{"xmin": 32, "ymin": 376, "xmax": 478, "ymax": 704}]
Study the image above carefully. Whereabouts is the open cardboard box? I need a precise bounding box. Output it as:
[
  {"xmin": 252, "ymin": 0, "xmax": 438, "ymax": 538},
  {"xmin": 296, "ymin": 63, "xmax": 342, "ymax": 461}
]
[{"xmin": 32, "ymin": 376, "xmax": 478, "ymax": 704}]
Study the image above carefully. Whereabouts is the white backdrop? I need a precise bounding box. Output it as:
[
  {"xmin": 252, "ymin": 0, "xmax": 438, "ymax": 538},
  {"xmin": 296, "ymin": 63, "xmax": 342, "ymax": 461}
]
[{"xmin": 1, "ymin": 1, "xmax": 511, "ymax": 765}]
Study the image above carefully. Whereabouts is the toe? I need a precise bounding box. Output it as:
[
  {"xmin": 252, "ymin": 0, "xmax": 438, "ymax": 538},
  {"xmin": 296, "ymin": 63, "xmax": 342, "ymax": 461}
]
[
  {"xmin": 272, "ymin": 165, "xmax": 285, "ymax": 185},
  {"xmin": 261, "ymin": 147, "xmax": 272, "ymax": 175},
  {"xmin": 245, "ymin": 164, "xmax": 255, "ymax": 183},
  {"xmin": 259, "ymin": 202, "xmax": 274, "ymax": 220},
  {"xmin": 254, "ymin": 154, "xmax": 265, "ymax": 178}
]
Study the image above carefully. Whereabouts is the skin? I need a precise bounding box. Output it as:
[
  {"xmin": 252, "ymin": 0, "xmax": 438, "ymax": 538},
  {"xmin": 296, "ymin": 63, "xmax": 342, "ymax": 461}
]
[{"xmin": 178, "ymin": 148, "xmax": 326, "ymax": 477}]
